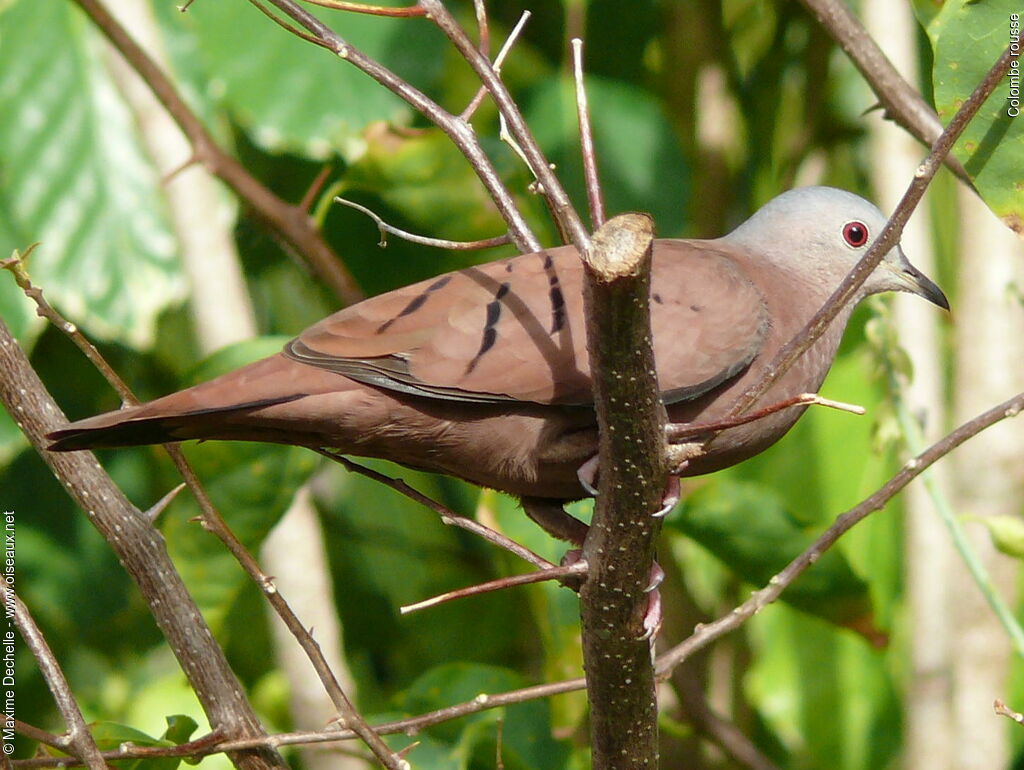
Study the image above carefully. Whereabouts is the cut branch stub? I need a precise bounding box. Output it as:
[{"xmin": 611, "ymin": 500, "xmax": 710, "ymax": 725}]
[{"xmin": 578, "ymin": 212, "xmax": 667, "ymax": 769}]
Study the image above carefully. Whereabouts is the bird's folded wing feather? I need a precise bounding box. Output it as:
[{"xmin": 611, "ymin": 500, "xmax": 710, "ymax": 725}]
[{"xmin": 285, "ymin": 240, "xmax": 769, "ymax": 406}]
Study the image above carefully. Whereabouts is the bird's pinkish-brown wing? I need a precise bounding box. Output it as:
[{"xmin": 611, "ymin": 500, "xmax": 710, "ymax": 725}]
[{"xmin": 285, "ymin": 240, "xmax": 769, "ymax": 406}]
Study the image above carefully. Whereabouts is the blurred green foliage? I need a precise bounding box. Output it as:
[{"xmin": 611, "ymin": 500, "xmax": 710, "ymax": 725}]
[{"xmin": 0, "ymin": 1, "xmax": 1020, "ymax": 768}]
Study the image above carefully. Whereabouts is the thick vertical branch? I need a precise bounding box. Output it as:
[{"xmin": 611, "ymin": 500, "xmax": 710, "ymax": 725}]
[
  {"xmin": 578, "ymin": 214, "xmax": 666, "ymax": 768},
  {"xmin": 0, "ymin": 318, "xmax": 287, "ymax": 770}
]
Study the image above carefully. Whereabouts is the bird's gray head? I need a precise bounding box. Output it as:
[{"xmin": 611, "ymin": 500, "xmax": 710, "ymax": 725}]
[{"xmin": 726, "ymin": 186, "xmax": 949, "ymax": 309}]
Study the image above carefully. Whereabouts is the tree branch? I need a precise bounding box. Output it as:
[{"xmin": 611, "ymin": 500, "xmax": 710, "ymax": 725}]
[
  {"xmin": 419, "ymin": 0, "xmax": 591, "ymax": 251},
  {"xmin": 0, "ymin": 317, "xmax": 287, "ymax": 770},
  {"xmin": 577, "ymin": 213, "xmax": 665, "ymax": 768},
  {"xmin": 2, "ymin": 258, "xmax": 400, "ymax": 770}
]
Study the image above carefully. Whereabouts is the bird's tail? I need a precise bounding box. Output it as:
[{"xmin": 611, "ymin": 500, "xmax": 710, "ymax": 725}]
[
  {"xmin": 46, "ymin": 396, "xmax": 303, "ymax": 451},
  {"xmin": 46, "ymin": 353, "xmax": 332, "ymax": 452}
]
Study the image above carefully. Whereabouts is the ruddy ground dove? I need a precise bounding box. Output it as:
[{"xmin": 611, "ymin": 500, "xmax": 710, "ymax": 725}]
[{"xmin": 48, "ymin": 187, "xmax": 948, "ymax": 542}]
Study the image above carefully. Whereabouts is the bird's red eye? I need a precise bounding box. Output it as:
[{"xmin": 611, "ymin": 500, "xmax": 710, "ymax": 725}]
[{"xmin": 842, "ymin": 221, "xmax": 869, "ymax": 247}]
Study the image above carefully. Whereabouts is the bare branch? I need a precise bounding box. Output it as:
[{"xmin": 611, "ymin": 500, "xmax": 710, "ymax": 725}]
[
  {"xmin": 0, "ymin": 316, "xmax": 288, "ymax": 770},
  {"xmin": 400, "ymin": 563, "xmax": 586, "ymax": 615},
  {"xmin": 460, "ymin": 10, "xmax": 530, "ymax": 121},
  {"xmin": 257, "ymin": 0, "xmax": 542, "ymax": 252},
  {"xmin": 578, "ymin": 213, "xmax": 664, "ymax": 768},
  {"xmin": 300, "ymin": 0, "xmax": 426, "ymax": 16},
  {"xmin": 418, "ymin": 0, "xmax": 590, "ymax": 251},
  {"xmin": 334, "ymin": 197, "xmax": 511, "ymax": 250},
  {"xmin": 3, "ymin": 265, "xmax": 396, "ymax": 769},
  {"xmin": 995, "ymin": 700, "xmax": 1024, "ymax": 726},
  {"xmin": 571, "ymin": 39, "xmax": 605, "ymax": 229},
  {"xmin": 666, "ymin": 392, "xmax": 864, "ymax": 444},
  {"xmin": 166, "ymin": 457, "xmax": 408, "ymax": 770},
  {"xmin": 2, "ymin": 251, "xmax": 134, "ymax": 403},
  {"xmin": 3, "ymin": 587, "xmax": 106, "ymax": 770}
]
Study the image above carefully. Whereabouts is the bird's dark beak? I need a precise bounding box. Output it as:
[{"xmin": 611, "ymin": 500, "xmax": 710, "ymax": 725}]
[{"xmin": 901, "ymin": 262, "xmax": 950, "ymax": 310}]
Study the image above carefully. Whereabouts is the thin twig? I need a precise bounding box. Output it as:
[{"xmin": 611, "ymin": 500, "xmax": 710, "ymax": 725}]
[
  {"xmin": 722, "ymin": 44, "xmax": 1015, "ymax": 431},
  {"xmin": 315, "ymin": 450, "xmax": 556, "ymax": 571},
  {"xmin": 168, "ymin": 456, "xmax": 407, "ymax": 770},
  {"xmin": 299, "ymin": 165, "xmax": 335, "ymax": 214},
  {"xmin": 2, "ymin": 251, "xmax": 134, "ymax": 402},
  {"xmin": 1, "ymin": 322, "xmax": 289, "ymax": 770},
  {"xmin": 334, "ymin": 197, "xmax": 511, "ymax": 249},
  {"xmin": 300, "ymin": 0, "xmax": 426, "ymax": 16},
  {"xmin": 571, "ymin": 39, "xmax": 605, "ymax": 229},
  {"xmin": 666, "ymin": 392, "xmax": 864, "ymax": 443},
  {"xmin": 2, "ymin": 588, "xmax": 107, "ymax": 770},
  {"xmin": 400, "ymin": 563, "xmax": 586, "ymax": 615},
  {"xmin": 12, "ymin": 730, "xmax": 227, "ymax": 769},
  {"xmin": 249, "ymin": 0, "xmax": 331, "ymax": 48},
  {"xmin": 460, "ymin": 10, "xmax": 530, "ymax": 121},
  {"xmin": 14, "ymin": 722, "xmax": 68, "ymax": 751},
  {"xmin": 657, "ymin": 389, "xmax": 1024, "ymax": 674},
  {"xmin": 995, "ymin": 700, "xmax": 1024, "ymax": 726},
  {"xmin": 891, "ymin": 383, "xmax": 1024, "ymax": 654}
]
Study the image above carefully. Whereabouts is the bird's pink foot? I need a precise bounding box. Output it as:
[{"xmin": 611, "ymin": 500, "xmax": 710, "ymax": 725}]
[
  {"xmin": 576, "ymin": 454, "xmax": 599, "ymax": 496},
  {"xmin": 640, "ymin": 562, "xmax": 666, "ymax": 640},
  {"xmin": 653, "ymin": 476, "xmax": 681, "ymax": 518}
]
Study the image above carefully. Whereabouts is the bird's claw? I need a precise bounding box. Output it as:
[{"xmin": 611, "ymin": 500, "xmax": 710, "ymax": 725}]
[
  {"xmin": 652, "ymin": 476, "xmax": 680, "ymax": 518},
  {"xmin": 576, "ymin": 455, "xmax": 600, "ymax": 496},
  {"xmin": 644, "ymin": 562, "xmax": 665, "ymax": 593},
  {"xmin": 639, "ymin": 562, "xmax": 665, "ymax": 641}
]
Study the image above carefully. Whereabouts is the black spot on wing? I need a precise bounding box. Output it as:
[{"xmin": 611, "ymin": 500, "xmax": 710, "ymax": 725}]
[
  {"xmin": 465, "ymin": 282, "xmax": 509, "ymax": 374},
  {"xmin": 549, "ymin": 285, "xmax": 565, "ymax": 333},
  {"xmin": 376, "ymin": 275, "xmax": 453, "ymax": 333},
  {"xmin": 652, "ymin": 293, "xmax": 663, "ymax": 304}
]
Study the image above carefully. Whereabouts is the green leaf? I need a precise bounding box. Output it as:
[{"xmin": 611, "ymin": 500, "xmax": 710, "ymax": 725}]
[
  {"xmin": 180, "ymin": 2, "xmax": 446, "ymax": 160},
  {"xmin": 970, "ymin": 514, "xmax": 1024, "ymax": 559},
  {"xmin": 0, "ymin": 0, "xmax": 186, "ymax": 349},
  {"xmin": 669, "ymin": 479, "xmax": 884, "ymax": 642},
  {"xmin": 924, "ymin": 0, "xmax": 1024, "ymax": 232},
  {"xmin": 85, "ymin": 722, "xmax": 180, "ymax": 770},
  {"xmin": 161, "ymin": 715, "xmax": 199, "ymax": 746}
]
